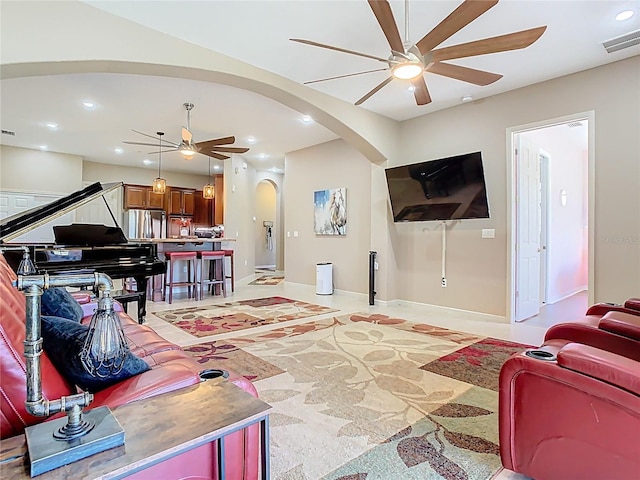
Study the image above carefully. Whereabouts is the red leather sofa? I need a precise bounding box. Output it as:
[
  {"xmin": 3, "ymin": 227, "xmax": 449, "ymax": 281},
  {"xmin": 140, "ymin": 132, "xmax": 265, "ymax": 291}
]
[
  {"xmin": 0, "ymin": 254, "xmax": 259, "ymax": 479},
  {"xmin": 499, "ymin": 301, "xmax": 640, "ymax": 479}
]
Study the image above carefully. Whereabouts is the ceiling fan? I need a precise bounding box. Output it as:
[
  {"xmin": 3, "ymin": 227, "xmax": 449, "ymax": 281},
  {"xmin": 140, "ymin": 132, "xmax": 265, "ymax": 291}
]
[
  {"xmin": 290, "ymin": 0, "xmax": 547, "ymax": 106},
  {"xmin": 124, "ymin": 103, "xmax": 250, "ymax": 160}
]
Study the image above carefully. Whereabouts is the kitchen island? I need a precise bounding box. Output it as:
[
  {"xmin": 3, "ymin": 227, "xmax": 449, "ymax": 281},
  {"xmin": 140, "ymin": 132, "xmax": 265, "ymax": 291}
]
[{"xmin": 129, "ymin": 238, "xmax": 236, "ymax": 301}]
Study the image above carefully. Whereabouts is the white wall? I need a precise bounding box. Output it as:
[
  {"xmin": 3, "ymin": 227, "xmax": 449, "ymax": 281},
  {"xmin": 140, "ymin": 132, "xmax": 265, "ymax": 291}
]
[
  {"xmin": 285, "ymin": 139, "xmax": 371, "ymax": 294},
  {"xmin": 83, "ymin": 160, "xmax": 210, "ymax": 189},
  {"xmin": 1, "ymin": 145, "xmax": 83, "ymax": 194}
]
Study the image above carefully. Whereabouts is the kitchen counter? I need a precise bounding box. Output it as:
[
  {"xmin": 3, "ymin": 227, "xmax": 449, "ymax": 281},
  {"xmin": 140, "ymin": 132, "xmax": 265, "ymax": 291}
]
[{"xmin": 130, "ymin": 237, "xmax": 236, "ymax": 243}]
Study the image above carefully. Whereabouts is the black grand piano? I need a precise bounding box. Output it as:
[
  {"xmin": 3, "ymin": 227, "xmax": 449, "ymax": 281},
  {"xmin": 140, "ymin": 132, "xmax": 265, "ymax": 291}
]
[{"xmin": 0, "ymin": 182, "xmax": 165, "ymax": 323}]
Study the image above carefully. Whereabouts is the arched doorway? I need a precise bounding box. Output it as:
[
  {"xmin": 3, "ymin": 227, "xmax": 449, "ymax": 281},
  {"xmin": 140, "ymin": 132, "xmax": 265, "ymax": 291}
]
[{"xmin": 254, "ymin": 180, "xmax": 278, "ymax": 273}]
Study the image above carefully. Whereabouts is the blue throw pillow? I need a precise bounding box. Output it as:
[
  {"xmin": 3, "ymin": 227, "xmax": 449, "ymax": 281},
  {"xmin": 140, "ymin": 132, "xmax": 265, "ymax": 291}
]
[
  {"xmin": 41, "ymin": 315, "xmax": 150, "ymax": 393},
  {"xmin": 41, "ymin": 287, "xmax": 84, "ymax": 323}
]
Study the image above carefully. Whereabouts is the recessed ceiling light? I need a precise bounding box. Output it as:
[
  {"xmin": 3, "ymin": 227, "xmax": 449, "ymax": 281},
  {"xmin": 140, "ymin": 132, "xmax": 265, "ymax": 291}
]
[
  {"xmin": 82, "ymin": 101, "xmax": 95, "ymax": 109},
  {"xmin": 407, "ymin": 85, "xmax": 416, "ymax": 92},
  {"xmin": 114, "ymin": 147, "xmax": 124, "ymax": 154},
  {"xmin": 259, "ymin": 153, "xmax": 267, "ymax": 159},
  {"xmin": 461, "ymin": 95, "xmax": 473, "ymax": 103},
  {"xmin": 616, "ymin": 10, "xmax": 634, "ymax": 21},
  {"xmin": 247, "ymin": 136, "xmax": 256, "ymax": 144},
  {"xmin": 213, "ymin": 164, "xmax": 221, "ymax": 170},
  {"xmin": 39, "ymin": 145, "xmax": 48, "ymax": 151},
  {"xmin": 301, "ymin": 115, "xmax": 313, "ymax": 124},
  {"xmin": 142, "ymin": 159, "xmax": 152, "ymax": 165},
  {"xmin": 46, "ymin": 122, "xmax": 58, "ymax": 130}
]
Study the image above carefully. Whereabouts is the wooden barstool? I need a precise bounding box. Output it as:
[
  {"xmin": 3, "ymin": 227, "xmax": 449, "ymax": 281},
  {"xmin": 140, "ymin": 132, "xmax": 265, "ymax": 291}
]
[
  {"xmin": 163, "ymin": 251, "xmax": 198, "ymax": 304},
  {"xmin": 223, "ymin": 249, "xmax": 235, "ymax": 292},
  {"xmin": 198, "ymin": 250, "xmax": 226, "ymax": 299}
]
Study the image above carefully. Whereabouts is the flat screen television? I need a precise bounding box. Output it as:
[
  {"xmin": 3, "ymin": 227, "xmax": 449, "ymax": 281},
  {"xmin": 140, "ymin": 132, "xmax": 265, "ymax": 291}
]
[{"xmin": 385, "ymin": 151, "xmax": 490, "ymax": 222}]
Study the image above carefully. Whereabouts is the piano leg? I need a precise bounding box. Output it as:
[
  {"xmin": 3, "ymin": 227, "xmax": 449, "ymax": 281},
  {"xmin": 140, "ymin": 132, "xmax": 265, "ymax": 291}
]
[{"xmin": 133, "ymin": 276, "xmax": 149, "ymax": 324}]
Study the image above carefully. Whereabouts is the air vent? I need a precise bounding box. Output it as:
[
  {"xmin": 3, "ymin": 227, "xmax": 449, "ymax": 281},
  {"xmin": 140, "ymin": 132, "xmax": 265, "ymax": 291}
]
[
  {"xmin": 567, "ymin": 121, "xmax": 583, "ymax": 128},
  {"xmin": 1, "ymin": 129, "xmax": 16, "ymax": 136},
  {"xmin": 602, "ymin": 30, "xmax": 640, "ymax": 53}
]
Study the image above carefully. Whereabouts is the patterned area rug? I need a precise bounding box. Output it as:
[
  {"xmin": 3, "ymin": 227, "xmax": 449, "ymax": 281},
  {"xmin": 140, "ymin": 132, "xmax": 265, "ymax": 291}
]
[
  {"xmin": 184, "ymin": 313, "xmax": 531, "ymax": 480},
  {"xmin": 248, "ymin": 275, "xmax": 285, "ymax": 286},
  {"xmin": 151, "ymin": 296, "xmax": 337, "ymax": 337}
]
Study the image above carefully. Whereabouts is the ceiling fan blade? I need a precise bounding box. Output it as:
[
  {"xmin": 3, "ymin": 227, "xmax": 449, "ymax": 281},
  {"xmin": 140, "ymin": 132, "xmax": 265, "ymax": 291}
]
[
  {"xmin": 203, "ymin": 151, "xmax": 230, "ymax": 161},
  {"xmin": 209, "ymin": 146, "xmax": 250, "ymax": 154},
  {"xmin": 431, "ymin": 26, "xmax": 547, "ymax": 62},
  {"xmin": 182, "ymin": 127, "xmax": 193, "ymax": 143},
  {"xmin": 368, "ymin": 0, "xmax": 404, "ymax": 52},
  {"xmin": 123, "ymin": 141, "xmax": 176, "ymax": 147},
  {"xmin": 290, "ymin": 38, "xmax": 395, "ymax": 64},
  {"xmin": 304, "ymin": 68, "xmax": 389, "ymax": 85},
  {"xmin": 412, "ymin": 76, "xmax": 432, "ymax": 105},
  {"xmin": 416, "ymin": 0, "xmax": 498, "ymax": 55},
  {"xmin": 427, "ymin": 62, "xmax": 502, "ymax": 86},
  {"xmin": 146, "ymin": 149, "xmax": 179, "ymax": 154},
  {"xmin": 131, "ymin": 129, "xmax": 179, "ymax": 147},
  {"xmin": 196, "ymin": 136, "xmax": 236, "ymax": 148},
  {"xmin": 354, "ymin": 76, "xmax": 394, "ymax": 106}
]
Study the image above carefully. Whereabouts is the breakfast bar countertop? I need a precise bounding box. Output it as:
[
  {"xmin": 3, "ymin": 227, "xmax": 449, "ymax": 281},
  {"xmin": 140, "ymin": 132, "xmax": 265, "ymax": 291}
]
[{"xmin": 130, "ymin": 237, "xmax": 236, "ymax": 243}]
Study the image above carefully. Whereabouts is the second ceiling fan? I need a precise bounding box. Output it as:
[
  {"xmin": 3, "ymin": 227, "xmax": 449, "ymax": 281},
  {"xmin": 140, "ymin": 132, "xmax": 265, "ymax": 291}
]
[
  {"xmin": 291, "ymin": 0, "xmax": 547, "ymax": 106},
  {"xmin": 124, "ymin": 103, "xmax": 250, "ymax": 160}
]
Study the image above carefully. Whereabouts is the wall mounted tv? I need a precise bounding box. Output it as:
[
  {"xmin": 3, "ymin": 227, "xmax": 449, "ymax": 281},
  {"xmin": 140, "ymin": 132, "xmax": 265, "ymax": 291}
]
[{"xmin": 385, "ymin": 151, "xmax": 490, "ymax": 222}]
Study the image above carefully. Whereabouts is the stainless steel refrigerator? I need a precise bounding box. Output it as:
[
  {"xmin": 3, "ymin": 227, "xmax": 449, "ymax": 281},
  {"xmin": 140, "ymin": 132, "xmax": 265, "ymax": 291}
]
[{"xmin": 124, "ymin": 209, "xmax": 166, "ymax": 240}]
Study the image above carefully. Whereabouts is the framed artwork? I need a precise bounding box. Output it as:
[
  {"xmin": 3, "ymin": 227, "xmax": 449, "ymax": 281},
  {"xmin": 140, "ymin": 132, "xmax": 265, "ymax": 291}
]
[{"xmin": 314, "ymin": 188, "xmax": 347, "ymax": 235}]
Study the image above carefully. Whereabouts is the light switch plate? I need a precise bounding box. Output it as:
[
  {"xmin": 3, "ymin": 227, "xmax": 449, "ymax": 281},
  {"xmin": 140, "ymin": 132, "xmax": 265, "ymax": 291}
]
[{"xmin": 482, "ymin": 229, "xmax": 495, "ymax": 238}]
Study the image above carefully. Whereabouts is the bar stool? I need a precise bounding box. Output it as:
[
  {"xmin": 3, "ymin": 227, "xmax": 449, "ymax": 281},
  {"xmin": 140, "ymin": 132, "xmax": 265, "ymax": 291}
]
[
  {"xmin": 163, "ymin": 251, "xmax": 198, "ymax": 304},
  {"xmin": 223, "ymin": 249, "xmax": 235, "ymax": 293},
  {"xmin": 198, "ymin": 251, "xmax": 226, "ymax": 299}
]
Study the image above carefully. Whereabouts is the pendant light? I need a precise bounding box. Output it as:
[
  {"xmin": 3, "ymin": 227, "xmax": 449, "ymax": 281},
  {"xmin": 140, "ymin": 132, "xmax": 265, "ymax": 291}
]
[
  {"xmin": 203, "ymin": 156, "xmax": 215, "ymax": 199},
  {"xmin": 152, "ymin": 131, "xmax": 166, "ymax": 194}
]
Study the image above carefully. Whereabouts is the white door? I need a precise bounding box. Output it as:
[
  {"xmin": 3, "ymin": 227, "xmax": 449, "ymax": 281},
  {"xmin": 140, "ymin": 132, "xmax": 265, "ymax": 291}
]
[{"xmin": 515, "ymin": 135, "xmax": 542, "ymax": 321}]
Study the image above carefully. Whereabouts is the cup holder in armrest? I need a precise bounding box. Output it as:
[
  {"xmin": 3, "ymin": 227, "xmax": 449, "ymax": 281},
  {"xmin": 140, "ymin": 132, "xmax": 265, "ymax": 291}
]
[
  {"xmin": 525, "ymin": 350, "xmax": 557, "ymax": 361},
  {"xmin": 199, "ymin": 369, "xmax": 229, "ymax": 381}
]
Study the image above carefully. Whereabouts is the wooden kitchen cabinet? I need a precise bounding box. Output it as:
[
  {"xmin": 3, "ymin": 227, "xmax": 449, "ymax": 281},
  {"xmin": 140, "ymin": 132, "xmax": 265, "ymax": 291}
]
[
  {"xmin": 167, "ymin": 188, "xmax": 195, "ymax": 216},
  {"xmin": 123, "ymin": 184, "xmax": 164, "ymax": 210},
  {"xmin": 193, "ymin": 191, "xmax": 214, "ymax": 227}
]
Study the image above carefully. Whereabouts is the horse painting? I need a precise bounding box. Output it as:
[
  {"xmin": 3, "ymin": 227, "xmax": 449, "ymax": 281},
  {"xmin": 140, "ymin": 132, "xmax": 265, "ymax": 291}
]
[{"xmin": 314, "ymin": 188, "xmax": 347, "ymax": 236}]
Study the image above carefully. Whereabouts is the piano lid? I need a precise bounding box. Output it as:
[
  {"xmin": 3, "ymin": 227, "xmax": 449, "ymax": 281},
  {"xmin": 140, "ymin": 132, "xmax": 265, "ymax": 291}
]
[{"xmin": 0, "ymin": 182, "xmax": 123, "ymax": 243}]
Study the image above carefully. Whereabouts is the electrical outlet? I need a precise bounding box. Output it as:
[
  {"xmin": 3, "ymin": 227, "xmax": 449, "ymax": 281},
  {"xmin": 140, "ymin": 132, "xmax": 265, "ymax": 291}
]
[
  {"xmin": 374, "ymin": 262, "xmax": 379, "ymax": 270},
  {"xmin": 441, "ymin": 277, "xmax": 447, "ymax": 287},
  {"xmin": 244, "ymin": 260, "xmax": 248, "ymax": 266}
]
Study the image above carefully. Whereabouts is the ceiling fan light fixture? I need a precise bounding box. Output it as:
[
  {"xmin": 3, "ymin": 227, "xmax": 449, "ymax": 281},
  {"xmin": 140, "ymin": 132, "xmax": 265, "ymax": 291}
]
[
  {"xmin": 179, "ymin": 142, "xmax": 196, "ymax": 158},
  {"xmin": 391, "ymin": 62, "xmax": 423, "ymax": 80}
]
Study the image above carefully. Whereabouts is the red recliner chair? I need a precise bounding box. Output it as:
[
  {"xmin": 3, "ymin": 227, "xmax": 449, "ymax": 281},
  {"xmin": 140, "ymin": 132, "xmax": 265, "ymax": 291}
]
[
  {"xmin": 544, "ymin": 300, "xmax": 640, "ymax": 361},
  {"xmin": 499, "ymin": 341, "xmax": 640, "ymax": 480}
]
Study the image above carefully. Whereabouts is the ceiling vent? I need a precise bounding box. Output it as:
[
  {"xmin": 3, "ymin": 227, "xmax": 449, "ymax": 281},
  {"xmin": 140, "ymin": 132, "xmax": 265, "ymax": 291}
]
[
  {"xmin": 1, "ymin": 129, "xmax": 16, "ymax": 136},
  {"xmin": 602, "ymin": 30, "xmax": 640, "ymax": 53},
  {"xmin": 567, "ymin": 121, "xmax": 583, "ymax": 128}
]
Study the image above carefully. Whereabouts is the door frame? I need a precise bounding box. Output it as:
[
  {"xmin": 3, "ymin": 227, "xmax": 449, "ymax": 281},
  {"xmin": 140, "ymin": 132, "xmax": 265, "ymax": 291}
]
[
  {"xmin": 506, "ymin": 111, "xmax": 595, "ymax": 323},
  {"xmin": 539, "ymin": 150, "xmax": 550, "ymax": 305}
]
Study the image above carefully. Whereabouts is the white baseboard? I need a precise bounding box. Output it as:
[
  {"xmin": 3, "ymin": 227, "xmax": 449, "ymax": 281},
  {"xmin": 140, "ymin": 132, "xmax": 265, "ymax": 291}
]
[{"xmin": 386, "ymin": 299, "xmax": 508, "ymax": 323}]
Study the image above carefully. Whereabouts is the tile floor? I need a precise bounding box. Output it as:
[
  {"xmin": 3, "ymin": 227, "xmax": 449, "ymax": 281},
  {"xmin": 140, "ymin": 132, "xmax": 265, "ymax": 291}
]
[{"xmin": 143, "ymin": 273, "xmax": 589, "ymax": 480}]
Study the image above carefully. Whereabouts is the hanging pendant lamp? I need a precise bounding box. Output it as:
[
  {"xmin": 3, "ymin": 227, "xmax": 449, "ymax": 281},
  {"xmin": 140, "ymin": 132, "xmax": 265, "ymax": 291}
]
[
  {"xmin": 152, "ymin": 131, "xmax": 166, "ymax": 194},
  {"xmin": 203, "ymin": 156, "xmax": 215, "ymax": 199}
]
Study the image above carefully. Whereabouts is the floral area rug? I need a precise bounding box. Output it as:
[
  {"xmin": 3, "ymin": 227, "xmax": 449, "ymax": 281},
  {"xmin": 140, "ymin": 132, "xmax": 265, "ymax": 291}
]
[
  {"xmin": 183, "ymin": 313, "xmax": 531, "ymax": 480},
  {"xmin": 151, "ymin": 296, "xmax": 337, "ymax": 337},
  {"xmin": 248, "ymin": 275, "xmax": 285, "ymax": 286}
]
